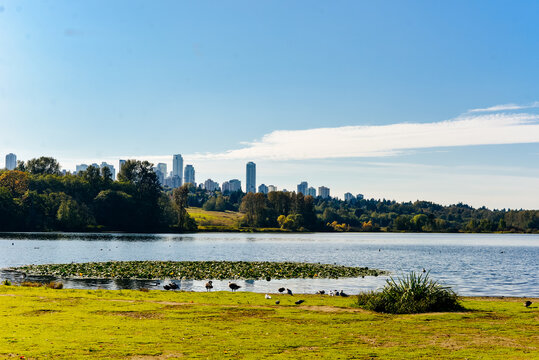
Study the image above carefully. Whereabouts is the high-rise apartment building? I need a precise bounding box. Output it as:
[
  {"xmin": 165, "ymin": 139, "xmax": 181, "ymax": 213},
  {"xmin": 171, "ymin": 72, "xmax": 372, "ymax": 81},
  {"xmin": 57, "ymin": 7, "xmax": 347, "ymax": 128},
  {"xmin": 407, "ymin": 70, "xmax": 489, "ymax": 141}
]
[
  {"xmin": 204, "ymin": 179, "xmax": 219, "ymax": 192},
  {"xmin": 246, "ymin": 162, "xmax": 256, "ymax": 193},
  {"xmin": 229, "ymin": 179, "xmax": 242, "ymax": 192},
  {"xmin": 100, "ymin": 162, "xmax": 116, "ymax": 180},
  {"xmin": 356, "ymin": 194, "xmax": 364, "ymax": 200},
  {"xmin": 75, "ymin": 164, "xmax": 88, "ymax": 174},
  {"xmin": 258, "ymin": 184, "xmax": 268, "ymax": 194},
  {"xmin": 307, "ymin": 187, "xmax": 316, "ymax": 197},
  {"xmin": 172, "ymin": 154, "xmax": 183, "ymax": 186},
  {"xmin": 184, "ymin": 165, "xmax": 195, "ymax": 186},
  {"xmin": 318, "ymin": 186, "xmax": 330, "ymax": 199},
  {"xmin": 344, "ymin": 192, "xmax": 355, "ymax": 202},
  {"xmin": 5, "ymin": 153, "xmax": 16, "ymax": 170},
  {"xmin": 268, "ymin": 185, "xmax": 277, "ymax": 192},
  {"xmin": 297, "ymin": 181, "xmax": 308, "ymax": 195},
  {"xmin": 119, "ymin": 160, "xmax": 126, "ymax": 173},
  {"xmin": 157, "ymin": 163, "xmax": 167, "ymax": 178}
]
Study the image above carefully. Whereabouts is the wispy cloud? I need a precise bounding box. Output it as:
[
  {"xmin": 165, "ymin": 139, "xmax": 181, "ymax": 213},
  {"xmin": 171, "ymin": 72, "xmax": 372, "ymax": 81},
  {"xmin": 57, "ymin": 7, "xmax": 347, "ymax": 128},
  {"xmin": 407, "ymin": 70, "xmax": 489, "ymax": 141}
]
[
  {"xmin": 187, "ymin": 112, "xmax": 539, "ymax": 161},
  {"xmin": 469, "ymin": 101, "xmax": 539, "ymax": 113}
]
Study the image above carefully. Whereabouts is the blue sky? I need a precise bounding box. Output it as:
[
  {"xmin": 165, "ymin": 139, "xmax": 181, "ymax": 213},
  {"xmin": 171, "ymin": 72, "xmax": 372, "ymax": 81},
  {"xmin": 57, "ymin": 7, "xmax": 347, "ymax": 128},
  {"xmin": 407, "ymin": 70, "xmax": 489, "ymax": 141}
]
[{"xmin": 1, "ymin": 1, "xmax": 538, "ymax": 208}]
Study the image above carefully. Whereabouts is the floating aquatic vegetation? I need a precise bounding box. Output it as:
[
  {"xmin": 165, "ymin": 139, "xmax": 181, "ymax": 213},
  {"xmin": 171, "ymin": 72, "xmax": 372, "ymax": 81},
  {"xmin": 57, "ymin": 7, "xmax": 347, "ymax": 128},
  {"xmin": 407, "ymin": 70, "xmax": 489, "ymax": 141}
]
[{"xmin": 13, "ymin": 261, "xmax": 387, "ymax": 280}]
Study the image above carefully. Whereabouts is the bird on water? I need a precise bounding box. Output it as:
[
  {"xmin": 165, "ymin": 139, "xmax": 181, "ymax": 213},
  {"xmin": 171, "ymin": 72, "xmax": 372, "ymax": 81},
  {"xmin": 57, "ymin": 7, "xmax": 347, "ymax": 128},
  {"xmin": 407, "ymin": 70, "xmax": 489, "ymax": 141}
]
[
  {"xmin": 278, "ymin": 287, "xmax": 285, "ymax": 293},
  {"xmin": 228, "ymin": 282, "xmax": 241, "ymax": 292},
  {"xmin": 205, "ymin": 281, "xmax": 213, "ymax": 292}
]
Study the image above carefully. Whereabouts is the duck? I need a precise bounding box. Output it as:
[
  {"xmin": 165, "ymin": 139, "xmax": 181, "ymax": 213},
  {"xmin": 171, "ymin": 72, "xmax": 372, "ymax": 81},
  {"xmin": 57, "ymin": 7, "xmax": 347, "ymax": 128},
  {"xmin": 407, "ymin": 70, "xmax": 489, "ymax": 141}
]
[
  {"xmin": 316, "ymin": 290, "xmax": 325, "ymax": 295},
  {"xmin": 525, "ymin": 300, "xmax": 532, "ymax": 308},
  {"xmin": 278, "ymin": 287, "xmax": 286, "ymax": 293},
  {"xmin": 275, "ymin": 300, "xmax": 280, "ymax": 305},
  {"xmin": 265, "ymin": 294, "xmax": 271, "ymax": 299},
  {"xmin": 339, "ymin": 290, "xmax": 349, "ymax": 297},
  {"xmin": 205, "ymin": 281, "xmax": 213, "ymax": 292},
  {"xmin": 228, "ymin": 282, "xmax": 241, "ymax": 292},
  {"xmin": 295, "ymin": 300, "xmax": 305, "ymax": 305}
]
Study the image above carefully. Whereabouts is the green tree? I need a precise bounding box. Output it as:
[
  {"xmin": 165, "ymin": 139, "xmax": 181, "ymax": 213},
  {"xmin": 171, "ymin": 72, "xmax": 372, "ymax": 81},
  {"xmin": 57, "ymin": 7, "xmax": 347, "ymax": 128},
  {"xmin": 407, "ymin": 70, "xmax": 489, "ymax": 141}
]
[
  {"xmin": 173, "ymin": 184, "xmax": 197, "ymax": 231},
  {"xmin": 25, "ymin": 157, "xmax": 61, "ymax": 175},
  {"xmin": 57, "ymin": 199, "xmax": 94, "ymax": 231}
]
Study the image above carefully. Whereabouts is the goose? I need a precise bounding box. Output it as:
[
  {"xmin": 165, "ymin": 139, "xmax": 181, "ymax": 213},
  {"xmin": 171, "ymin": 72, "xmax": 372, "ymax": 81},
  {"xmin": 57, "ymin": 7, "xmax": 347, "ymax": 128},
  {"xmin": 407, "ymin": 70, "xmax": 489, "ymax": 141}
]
[
  {"xmin": 265, "ymin": 294, "xmax": 271, "ymax": 299},
  {"xmin": 525, "ymin": 300, "xmax": 532, "ymax": 308},
  {"xmin": 334, "ymin": 290, "xmax": 340, "ymax": 296},
  {"xmin": 329, "ymin": 291, "xmax": 335, "ymax": 296},
  {"xmin": 339, "ymin": 290, "xmax": 349, "ymax": 297},
  {"xmin": 169, "ymin": 282, "xmax": 179, "ymax": 290},
  {"xmin": 316, "ymin": 290, "xmax": 325, "ymax": 295},
  {"xmin": 205, "ymin": 281, "xmax": 213, "ymax": 292},
  {"xmin": 228, "ymin": 282, "xmax": 241, "ymax": 292},
  {"xmin": 295, "ymin": 300, "xmax": 305, "ymax": 305}
]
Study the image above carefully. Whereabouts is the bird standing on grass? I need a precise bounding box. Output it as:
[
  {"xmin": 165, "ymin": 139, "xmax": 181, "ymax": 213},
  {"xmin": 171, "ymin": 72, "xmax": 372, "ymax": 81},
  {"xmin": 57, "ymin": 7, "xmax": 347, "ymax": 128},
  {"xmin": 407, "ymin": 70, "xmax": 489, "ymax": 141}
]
[
  {"xmin": 275, "ymin": 300, "xmax": 280, "ymax": 305},
  {"xmin": 228, "ymin": 282, "xmax": 241, "ymax": 292},
  {"xmin": 287, "ymin": 288, "xmax": 293, "ymax": 296},
  {"xmin": 265, "ymin": 294, "xmax": 271, "ymax": 299},
  {"xmin": 205, "ymin": 281, "xmax": 213, "ymax": 292},
  {"xmin": 278, "ymin": 287, "xmax": 285, "ymax": 293},
  {"xmin": 339, "ymin": 290, "xmax": 349, "ymax": 297},
  {"xmin": 316, "ymin": 290, "xmax": 325, "ymax": 295},
  {"xmin": 525, "ymin": 300, "xmax": 532, "ymax": 308},
  {"xmin": 295, "ymin": 300, "xmax": 305, "ymax": 305}
]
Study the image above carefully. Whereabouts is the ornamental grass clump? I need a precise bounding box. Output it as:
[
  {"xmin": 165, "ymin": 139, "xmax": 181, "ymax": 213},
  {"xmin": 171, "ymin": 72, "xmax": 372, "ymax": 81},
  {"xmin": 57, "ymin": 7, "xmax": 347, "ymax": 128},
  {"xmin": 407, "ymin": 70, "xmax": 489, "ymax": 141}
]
[{"xmin": 357, "ymin": 271, "xmax": 463, "ymax": 314}]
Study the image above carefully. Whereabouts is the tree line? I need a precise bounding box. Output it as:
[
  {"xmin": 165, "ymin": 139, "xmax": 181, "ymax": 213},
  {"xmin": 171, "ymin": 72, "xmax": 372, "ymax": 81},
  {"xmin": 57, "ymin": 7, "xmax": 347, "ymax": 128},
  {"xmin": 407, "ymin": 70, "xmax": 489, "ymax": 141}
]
[{"xmin": 0, "ymin": 157, "xmax": 196, "ymax": 232}]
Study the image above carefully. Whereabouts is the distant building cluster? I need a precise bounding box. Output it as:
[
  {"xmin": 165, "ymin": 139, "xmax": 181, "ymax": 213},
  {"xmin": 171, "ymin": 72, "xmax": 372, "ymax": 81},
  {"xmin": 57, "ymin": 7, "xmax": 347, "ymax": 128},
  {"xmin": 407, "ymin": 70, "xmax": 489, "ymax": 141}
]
[{"xmin": 2, "ymin": 152, "xmax": 363, "ymax": 200}]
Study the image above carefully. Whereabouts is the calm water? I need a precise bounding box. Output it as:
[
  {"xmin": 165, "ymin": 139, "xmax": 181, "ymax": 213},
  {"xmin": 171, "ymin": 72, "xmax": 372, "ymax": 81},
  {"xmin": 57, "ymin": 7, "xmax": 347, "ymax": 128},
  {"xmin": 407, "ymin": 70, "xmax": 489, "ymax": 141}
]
[{"xmin": 0, "ymin": 232, "xmax": 538, "ymax": 297}]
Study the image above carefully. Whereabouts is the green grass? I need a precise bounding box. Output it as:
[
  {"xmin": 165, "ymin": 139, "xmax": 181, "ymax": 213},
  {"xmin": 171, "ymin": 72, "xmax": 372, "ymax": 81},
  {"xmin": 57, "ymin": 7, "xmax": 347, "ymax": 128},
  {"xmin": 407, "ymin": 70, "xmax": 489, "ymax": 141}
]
[
  {"xmin": 187, "ymin": 207, "xmax": 285, "ymax": 232},
  {"xmin": 357, "ymin": 272, "xmax": 463, "ymax": 314},
  {"xmin": 13, "ymin": 261, "xmax": 386, "ymax": 279},
  {"xmin": 0, "ymin": 286, "xmax": 537, "ymax": 359},
  {"xmin": 187, "ymin": 207, "xmax": 243, "ymax": 230}
]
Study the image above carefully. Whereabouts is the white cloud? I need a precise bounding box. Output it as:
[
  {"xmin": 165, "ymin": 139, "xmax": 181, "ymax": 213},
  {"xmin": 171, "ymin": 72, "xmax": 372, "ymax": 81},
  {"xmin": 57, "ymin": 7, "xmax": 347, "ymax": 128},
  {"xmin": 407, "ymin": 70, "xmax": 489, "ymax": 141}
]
[
  {"xmin": 469, "ymin": 101, "xmax": 539, "ymax": 113},
  {"xmin": 186, "ymin": 112, "xmax": 539, "ymax": 161}
]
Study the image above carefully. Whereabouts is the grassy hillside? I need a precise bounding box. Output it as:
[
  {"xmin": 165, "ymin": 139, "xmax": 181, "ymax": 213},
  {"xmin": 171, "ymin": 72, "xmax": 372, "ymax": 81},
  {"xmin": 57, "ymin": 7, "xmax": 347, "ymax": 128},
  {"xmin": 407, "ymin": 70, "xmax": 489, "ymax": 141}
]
[
  {"xmin": 0, "ymin": 286, "xmax": 537, "ymax": 359},
  {"xmin": 187, "ymin": 207, "xmax": 284, "ymax": 231}
]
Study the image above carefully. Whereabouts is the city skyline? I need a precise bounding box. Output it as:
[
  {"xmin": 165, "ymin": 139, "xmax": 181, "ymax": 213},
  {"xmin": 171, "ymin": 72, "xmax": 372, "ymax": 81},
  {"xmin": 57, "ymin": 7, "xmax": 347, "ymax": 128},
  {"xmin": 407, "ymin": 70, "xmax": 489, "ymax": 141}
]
[{"xmin": 1, "ymin": 1, "xmax": 538, "ymax": 208}]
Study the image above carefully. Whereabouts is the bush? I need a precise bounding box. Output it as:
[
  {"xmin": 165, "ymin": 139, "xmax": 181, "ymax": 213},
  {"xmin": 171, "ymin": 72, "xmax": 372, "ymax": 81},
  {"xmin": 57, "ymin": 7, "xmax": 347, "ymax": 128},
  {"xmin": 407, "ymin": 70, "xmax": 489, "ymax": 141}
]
[
  {"xmin": 357, "ymin": 272, "xmax": 463, "ymax": 314},
  {"xmin": 45, "ymin": 281, "xmax": 63, "ymax": 289},
  {"xmin": 1, "ymin": 279, "xmax": 11, "ymax": 286}
]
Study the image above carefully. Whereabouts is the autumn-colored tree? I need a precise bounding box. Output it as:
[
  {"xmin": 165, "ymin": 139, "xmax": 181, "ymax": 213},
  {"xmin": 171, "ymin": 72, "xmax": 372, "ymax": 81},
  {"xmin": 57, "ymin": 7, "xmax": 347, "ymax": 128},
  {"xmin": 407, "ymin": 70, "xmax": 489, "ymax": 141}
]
[{"xmin": 0, "ymin": 170, "xmax": 29, "ymax": 196}]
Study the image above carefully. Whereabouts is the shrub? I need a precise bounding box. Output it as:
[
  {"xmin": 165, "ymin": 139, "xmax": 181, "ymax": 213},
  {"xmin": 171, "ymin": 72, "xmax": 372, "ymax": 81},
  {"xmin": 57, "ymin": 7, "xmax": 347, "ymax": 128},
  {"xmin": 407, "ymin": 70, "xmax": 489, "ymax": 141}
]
[
  {"xmin": 1, "ymin": 279, "xmax": 11, "ymax": 286},
  {"xmin": 45, "ymin": 281, "xmax": 63, "ymax": 289},
  {"xmin": 357, "ymin": 272, "xmax": 463, "ymax": 314}
]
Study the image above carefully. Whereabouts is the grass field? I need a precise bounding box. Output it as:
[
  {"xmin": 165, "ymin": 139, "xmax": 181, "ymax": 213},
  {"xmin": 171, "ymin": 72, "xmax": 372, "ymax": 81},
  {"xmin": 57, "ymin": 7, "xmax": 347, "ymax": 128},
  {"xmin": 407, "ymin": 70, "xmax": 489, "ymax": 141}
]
[
  {"xmin": 0, "ymin": 286, "xmax": 537, "ymax": 359},
  {"xmin": 186, "ymin": 207, "xmax": 284, "ymax": 232}
]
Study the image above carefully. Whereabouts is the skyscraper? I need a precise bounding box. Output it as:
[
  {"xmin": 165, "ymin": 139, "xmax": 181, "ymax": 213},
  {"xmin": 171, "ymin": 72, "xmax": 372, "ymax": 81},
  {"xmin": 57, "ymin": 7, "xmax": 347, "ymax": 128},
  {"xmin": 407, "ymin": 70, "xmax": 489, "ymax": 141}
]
[
  {"xmin": 119, "ymin": 159, "xmax": 126, "ymax": 172},
  {"xmin": 172, "ymin": 154, "xmax": 183, "ymax": 186},
  {"xmin": 318, "ymin": 186, "xmax": 330, "ymax": 199},
  {"xmin": 100, "ymin": 162, "xmax": 116, "ymax": 180},
  {"xmin": 258, "ymin": 184, "xmax": 268, "ymax": 194},
  {"xmin": 297, "ymin": 181, "xmax": 308, "ymax": 195},
  {"xmin": 184, "ymin": 164, "xmax": 195, "ymax": 186},
  {"xmin": 344, "ymin": 192, "xmax": 355, "ymax": 201},
  {"xmin": 5, "ymin": 153, "xmax": 16, "ymax": 170},
  {"xmin": 157, "ymin": 163, "xmax": 167, "ymax": 178},
  {"xmin": 307, "ymin": 187, "xmax": 316, "ymax": 197},
  {"xmin": 268, "ymin": 185, "xmax": 277, "ymax": 192},
  {"xmin": 246, "ymin": 161, "xmax": 256, "ymax": 193}
]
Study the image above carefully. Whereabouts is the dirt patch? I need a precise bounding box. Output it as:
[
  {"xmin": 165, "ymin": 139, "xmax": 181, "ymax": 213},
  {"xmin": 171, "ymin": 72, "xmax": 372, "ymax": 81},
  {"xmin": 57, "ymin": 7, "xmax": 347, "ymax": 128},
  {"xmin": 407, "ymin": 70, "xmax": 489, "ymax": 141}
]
[
  {"xmin": 94, "ymin": 310, "xmax": 163, "ymax": 319},
  {"xmin": 23, "ymin": 309, "xmax": 61, "ymax": 316}
]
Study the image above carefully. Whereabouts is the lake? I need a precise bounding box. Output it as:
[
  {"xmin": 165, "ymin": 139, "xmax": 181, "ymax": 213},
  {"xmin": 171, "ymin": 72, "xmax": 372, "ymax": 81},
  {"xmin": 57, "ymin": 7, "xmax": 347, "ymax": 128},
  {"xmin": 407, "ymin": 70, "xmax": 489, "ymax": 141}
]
[{"xmin": 1, "ymin": 232, "xmax": 537, "ymax": 297}]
